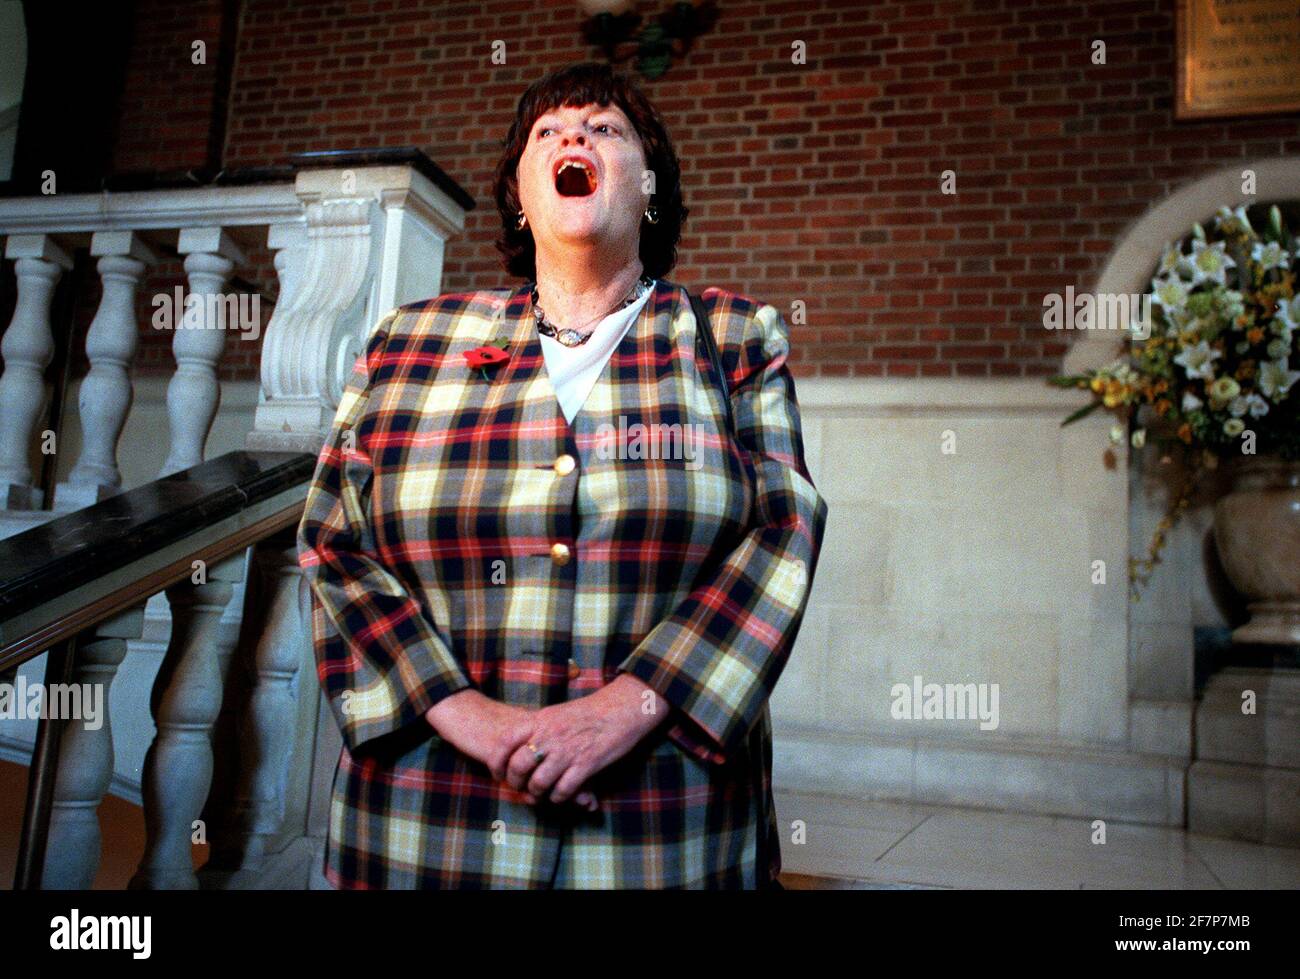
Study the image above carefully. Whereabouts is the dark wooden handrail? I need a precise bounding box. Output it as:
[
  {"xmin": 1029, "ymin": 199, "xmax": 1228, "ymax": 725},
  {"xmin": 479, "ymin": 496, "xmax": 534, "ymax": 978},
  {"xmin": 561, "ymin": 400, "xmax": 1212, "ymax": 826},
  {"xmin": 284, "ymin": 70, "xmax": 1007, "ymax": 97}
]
[
  {"xmin": 0, "ymin": 449, "xmax": 316, "ymax": 889},
  {"xmin": 0, "ymin": 450, "xmax": 316, "ymax": 673}
]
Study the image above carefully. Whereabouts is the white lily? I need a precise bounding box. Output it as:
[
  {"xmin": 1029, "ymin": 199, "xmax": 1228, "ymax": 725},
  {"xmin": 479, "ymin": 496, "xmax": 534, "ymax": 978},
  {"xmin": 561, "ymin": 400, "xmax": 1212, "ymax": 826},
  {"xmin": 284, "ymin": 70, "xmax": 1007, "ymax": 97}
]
[
  {"xmin": 1155, "ymin": 242, "xmax": 1187, "ymax": 279},
  {"xmin": 1151, "ymin": 276, "xmax": 1190, "ymax": 313},
  {"xmin": 1243, "ymin": 393, "xmax": 1270, "ymax": 418},
  {"xmin": 1189, "ymin": 239, "xmax": 1236, "ymax": 287},
  {"xmin": 1173, "ymin": 340, "xmax": 1220, "ymax": 380},
  {"xmin": 1259, "ymin": 358, "xmax": 1300, "ymax": 401},
  {"xmin": 1251, "ymin": 240, "xmax": 1290, "ymax": 272},
  {"xmin": 1216, "ymin": 205, "xmax": 1252, "ymax": 234}
]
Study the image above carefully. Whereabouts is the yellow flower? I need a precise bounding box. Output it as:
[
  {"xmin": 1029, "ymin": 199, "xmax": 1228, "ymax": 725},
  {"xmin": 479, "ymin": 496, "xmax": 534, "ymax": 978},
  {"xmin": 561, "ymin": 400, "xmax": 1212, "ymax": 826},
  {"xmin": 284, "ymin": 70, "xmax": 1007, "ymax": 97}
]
[
  {"xmin": 1209, "ymin": 376, "xmax": 1240, "ymax": 402},
  {"xmin": 1090, "ymin": 376, "xmax": 1104, "ymax": 393}
]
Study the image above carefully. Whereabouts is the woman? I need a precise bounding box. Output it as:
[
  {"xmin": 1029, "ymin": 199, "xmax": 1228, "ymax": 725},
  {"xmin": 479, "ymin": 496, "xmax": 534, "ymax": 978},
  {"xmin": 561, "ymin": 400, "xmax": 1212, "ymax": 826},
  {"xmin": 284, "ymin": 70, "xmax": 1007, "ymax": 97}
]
[{"xmin": 298, "ymin": 61, "xmax": 827, "ymax": 889}]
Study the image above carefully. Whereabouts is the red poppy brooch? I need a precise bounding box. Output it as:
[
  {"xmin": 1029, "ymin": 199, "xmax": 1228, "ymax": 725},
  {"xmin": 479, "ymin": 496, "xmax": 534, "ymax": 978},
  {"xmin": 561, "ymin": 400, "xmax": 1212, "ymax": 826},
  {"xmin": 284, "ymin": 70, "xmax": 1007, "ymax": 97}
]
[{"xmin": 463, "ymin": 338, "xmax": 510, "ymax": 380}]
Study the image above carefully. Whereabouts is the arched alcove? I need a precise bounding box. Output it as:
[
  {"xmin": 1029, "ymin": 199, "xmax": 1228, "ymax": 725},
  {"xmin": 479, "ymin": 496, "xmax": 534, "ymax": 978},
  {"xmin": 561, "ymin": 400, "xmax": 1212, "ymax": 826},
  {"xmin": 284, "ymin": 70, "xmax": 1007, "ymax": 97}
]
[
  {"xmin": 1070, "ymin": 158, "xmax": 1300, "ymax": 844},
  {"xmin": 1065, "ymin": 156, "xmax": 1300, "ymax": 373}
]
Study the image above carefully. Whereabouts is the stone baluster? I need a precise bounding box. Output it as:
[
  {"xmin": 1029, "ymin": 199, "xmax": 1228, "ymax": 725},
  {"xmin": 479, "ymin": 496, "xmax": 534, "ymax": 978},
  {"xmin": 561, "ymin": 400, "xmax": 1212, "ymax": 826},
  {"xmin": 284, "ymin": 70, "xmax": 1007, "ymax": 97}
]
[
  {"xmin": 0, "ymin": 234, "xmax": 74, "ymax": 510},
  {"xmin": 54, "ymin": 232, "xmax": 159, "ymax": 511},
  {"xmin": 204, "ymin": 537, "xmax": 318, "ymax": 887},
  {"xmin": 40, "ymin": 606, "xmax": 146, "ymax": 889},
  {"xmin": 130, "ymin": 553, "xmax": 246, "ymax": 890},
  {"xmin": 159, "ymin": 228, "xmax": 244, "ymax": 477}
]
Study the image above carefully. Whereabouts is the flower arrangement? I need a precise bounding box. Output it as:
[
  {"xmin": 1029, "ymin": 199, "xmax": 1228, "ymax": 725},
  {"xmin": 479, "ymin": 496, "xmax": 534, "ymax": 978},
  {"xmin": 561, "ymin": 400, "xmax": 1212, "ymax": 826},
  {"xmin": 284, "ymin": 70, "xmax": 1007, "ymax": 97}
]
[{"xmin": 1050, "ymin": 204, "xmax": 1300, "ymax": 597}]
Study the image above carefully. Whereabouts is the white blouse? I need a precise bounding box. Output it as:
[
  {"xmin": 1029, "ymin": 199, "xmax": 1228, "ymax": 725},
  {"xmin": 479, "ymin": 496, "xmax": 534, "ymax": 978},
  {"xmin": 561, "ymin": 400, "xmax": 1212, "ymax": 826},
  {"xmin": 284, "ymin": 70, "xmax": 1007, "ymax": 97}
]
[{"xmin": 537, "ymin": 279, "xmax": 656, "ymax": 423}]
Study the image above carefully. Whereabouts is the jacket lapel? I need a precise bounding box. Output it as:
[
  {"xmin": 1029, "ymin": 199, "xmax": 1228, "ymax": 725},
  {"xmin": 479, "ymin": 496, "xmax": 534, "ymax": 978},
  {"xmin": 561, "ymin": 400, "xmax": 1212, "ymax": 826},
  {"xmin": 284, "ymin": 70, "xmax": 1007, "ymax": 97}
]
[{"xmin": 487, "ymin": 280, "xmax": 567, "ymax": 436}]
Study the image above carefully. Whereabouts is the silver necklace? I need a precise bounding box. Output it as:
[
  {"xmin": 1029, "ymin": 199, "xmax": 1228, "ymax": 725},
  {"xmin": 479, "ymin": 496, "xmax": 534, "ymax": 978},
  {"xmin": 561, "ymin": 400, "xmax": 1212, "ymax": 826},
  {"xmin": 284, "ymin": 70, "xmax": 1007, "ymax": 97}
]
[{"xmin": 531, "ymin": 274, "xmax": 653, "ymax": 347}]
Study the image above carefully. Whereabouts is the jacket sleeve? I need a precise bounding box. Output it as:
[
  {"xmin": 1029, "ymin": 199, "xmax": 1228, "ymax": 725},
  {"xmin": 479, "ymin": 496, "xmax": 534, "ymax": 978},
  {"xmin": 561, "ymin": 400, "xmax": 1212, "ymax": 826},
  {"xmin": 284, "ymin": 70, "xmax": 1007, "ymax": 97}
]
[
  {"xmin": 617, "ymin": 298, "xmax": 829, "ymax": 766},
  {"xmin": 297, "ymin": 310, "xmax": 473, "ymax": 756}
]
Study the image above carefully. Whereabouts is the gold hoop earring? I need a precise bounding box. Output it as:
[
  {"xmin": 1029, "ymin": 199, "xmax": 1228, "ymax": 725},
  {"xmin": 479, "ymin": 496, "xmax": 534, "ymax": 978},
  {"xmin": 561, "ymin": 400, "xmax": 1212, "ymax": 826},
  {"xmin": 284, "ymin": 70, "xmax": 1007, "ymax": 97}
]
[
  {"xmin": 643, "ymin": 206, "xmax": 659, "ymax": 225},
  {"xmin": 516, "ymin": 211, "xmax": 527, "ymax": 230}
]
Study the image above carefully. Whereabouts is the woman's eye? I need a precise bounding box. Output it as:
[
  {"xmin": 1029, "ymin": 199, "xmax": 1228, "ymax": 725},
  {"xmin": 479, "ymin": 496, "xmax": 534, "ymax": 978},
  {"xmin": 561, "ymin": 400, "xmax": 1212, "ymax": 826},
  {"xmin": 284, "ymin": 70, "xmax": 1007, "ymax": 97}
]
[{"xmin": 536, "ymin": 123, "xmax": 616, "ymax": 138}]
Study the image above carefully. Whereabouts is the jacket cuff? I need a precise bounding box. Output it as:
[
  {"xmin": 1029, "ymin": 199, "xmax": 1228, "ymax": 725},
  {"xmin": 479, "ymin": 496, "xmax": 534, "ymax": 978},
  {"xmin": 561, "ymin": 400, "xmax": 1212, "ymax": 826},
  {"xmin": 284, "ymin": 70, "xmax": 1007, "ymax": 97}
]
[
  {"xmin": 617, "ymin": 656, "xmax": 736, "ymax": 764},
  {"xmin": 665, "ymin": 712, "xmax": 729, "ymax": 766}
]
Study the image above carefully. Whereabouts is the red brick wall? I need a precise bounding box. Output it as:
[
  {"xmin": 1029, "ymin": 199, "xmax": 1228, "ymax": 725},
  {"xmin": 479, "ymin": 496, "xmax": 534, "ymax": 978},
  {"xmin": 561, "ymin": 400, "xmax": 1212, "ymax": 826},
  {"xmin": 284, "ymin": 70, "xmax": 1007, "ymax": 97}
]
[
  {"xmin": 98, "ymin": 0, "xmax": 266, "ymax": 381},
  {"xmin": 108, "ymin": 0, "xmax": 1300, "ymax": 379},
  {"xmin": 113, "ymin": 0, "xmax": 230, "ymax": 173}
]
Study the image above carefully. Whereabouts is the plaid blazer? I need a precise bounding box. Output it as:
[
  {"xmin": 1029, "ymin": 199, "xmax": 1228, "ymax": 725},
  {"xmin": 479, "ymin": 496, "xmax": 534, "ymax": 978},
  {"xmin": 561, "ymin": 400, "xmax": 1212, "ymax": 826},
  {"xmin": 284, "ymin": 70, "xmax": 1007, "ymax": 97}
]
[{"xmin": 297, "ymin": 277, "xmax": 828, "ymax": 888}]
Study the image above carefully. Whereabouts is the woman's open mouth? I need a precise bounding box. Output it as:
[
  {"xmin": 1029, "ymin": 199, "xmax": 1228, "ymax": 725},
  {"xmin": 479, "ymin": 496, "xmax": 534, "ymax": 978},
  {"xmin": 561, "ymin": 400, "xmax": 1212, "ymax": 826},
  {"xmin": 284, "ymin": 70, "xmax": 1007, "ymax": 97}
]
[{"xmin": 554, "ymin": 159, "xmax": 598, "ymax": 197}]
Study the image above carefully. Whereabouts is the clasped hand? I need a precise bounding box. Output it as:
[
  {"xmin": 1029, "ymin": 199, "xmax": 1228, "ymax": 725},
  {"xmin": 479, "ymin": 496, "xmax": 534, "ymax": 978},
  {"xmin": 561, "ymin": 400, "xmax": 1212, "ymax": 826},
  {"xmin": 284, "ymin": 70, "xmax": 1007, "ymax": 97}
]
[{"xmin": 424, "ymin": 674, "xmax": 668, "ymax": 812}]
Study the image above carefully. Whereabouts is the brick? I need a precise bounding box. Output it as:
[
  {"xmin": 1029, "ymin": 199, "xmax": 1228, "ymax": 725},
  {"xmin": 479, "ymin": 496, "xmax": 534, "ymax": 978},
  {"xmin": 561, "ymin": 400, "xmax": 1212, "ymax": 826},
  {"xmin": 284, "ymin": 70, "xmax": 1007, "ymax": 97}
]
[{"xmin": 80, "ymin": 0, "xmax": 1296, "ymax": 382}]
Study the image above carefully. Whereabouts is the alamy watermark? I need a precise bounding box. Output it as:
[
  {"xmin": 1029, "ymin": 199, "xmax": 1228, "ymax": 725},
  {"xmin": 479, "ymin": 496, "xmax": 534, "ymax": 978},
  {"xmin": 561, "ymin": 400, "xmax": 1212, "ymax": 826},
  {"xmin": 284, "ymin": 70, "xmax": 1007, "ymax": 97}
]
[
  {"xmin": 50, "ymin": 909, "xmax": 150, "ymax": 959},
  {"xmin": 593, "ymin": 417, "xmax": 707, "ymax": 470},
  {"xmin": 891, "ymin": 674, "xmax": 1000, "ymax": 731},
  {"xmin": 151, "ymin": 288, "xmax": 262, "ymax": 341},
  {"xmin": 1042, "ymin": 287, "xmax": 1151, "ymax": 340},
  {"xmin": 0, "ymin": 676, "xmax": 104, "ymax": 730}
]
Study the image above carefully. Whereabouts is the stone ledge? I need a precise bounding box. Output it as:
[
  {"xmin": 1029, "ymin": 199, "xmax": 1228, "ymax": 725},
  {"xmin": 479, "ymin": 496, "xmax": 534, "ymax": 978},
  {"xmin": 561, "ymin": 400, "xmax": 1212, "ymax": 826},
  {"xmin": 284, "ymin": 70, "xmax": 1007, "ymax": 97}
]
[
  {"xmin": 793, "ymin": 376, "xmax": 1081, "ymax": 414},
  {"xmin": 774, "ymin": 723, "xmax": 1187, "ymax": 826}
]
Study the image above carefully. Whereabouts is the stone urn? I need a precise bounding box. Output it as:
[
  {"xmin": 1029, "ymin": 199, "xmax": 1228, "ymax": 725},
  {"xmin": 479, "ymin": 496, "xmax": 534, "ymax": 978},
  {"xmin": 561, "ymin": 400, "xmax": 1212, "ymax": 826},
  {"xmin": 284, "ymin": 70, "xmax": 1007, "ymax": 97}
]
[{"xmin": 1213, "ymin": 456, "xmax": 1300, "ymax": 646}]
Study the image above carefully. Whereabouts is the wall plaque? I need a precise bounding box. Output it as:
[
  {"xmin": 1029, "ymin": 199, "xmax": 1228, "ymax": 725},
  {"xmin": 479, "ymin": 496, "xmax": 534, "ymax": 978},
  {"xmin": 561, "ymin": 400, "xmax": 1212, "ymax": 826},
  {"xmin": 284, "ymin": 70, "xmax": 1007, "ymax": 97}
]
[{"xmin": 1176, "ymin": 0, "xmax": 1300, "ymax": 119}]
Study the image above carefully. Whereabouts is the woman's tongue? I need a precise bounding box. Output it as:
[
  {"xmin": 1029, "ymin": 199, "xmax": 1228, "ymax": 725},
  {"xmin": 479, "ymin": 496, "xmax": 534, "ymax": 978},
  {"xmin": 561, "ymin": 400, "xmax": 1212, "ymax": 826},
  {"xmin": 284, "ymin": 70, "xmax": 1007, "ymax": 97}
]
[{"xmin": 556, "ymin": 166, "xmax": 596, "ymax": 197}]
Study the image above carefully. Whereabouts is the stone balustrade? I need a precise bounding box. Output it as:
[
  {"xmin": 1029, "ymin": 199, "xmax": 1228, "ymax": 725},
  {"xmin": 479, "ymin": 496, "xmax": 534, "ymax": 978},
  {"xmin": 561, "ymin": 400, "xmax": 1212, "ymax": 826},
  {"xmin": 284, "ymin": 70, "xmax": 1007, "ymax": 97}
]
[{"xmin": 0, "ymin": 157, "xmax": 472, "ymax": 887}]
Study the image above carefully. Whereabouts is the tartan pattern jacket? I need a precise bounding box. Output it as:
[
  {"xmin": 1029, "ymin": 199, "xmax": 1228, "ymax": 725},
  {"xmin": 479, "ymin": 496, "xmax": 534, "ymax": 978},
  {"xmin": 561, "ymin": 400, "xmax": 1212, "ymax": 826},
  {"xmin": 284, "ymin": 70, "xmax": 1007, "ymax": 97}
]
[{"xmin": 297, "ymin": 276, "xmax": 828, "ymax": 888}]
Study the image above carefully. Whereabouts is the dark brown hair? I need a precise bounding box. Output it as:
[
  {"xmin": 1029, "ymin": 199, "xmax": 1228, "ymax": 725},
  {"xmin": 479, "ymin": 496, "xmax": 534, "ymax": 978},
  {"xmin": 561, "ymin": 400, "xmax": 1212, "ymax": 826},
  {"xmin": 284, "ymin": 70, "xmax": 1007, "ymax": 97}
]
[{"xmin": 492, "ymin": 61, "xmax": 688, "ymax": 281}]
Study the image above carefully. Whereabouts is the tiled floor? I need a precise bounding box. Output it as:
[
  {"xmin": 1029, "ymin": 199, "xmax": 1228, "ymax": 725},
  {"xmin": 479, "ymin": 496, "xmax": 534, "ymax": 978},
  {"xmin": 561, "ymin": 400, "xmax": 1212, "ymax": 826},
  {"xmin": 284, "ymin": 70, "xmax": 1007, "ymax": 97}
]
[
  {"xmin": 4, "ymin": 756, "xmax": 1295, "ymax": 890},
  {"xmin": 774, "ymin": 790, "xmax": 1300, "ymax": 890}
]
